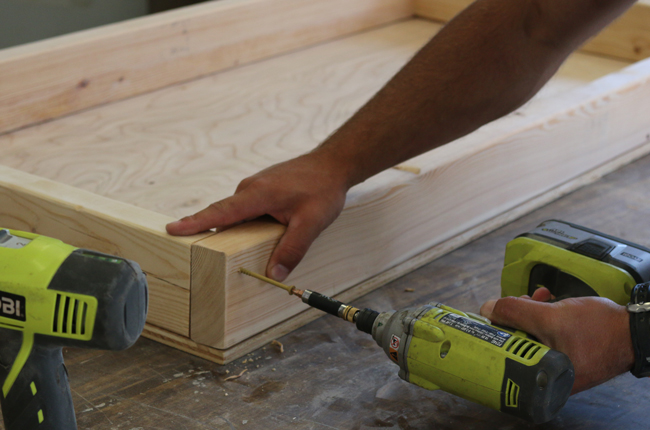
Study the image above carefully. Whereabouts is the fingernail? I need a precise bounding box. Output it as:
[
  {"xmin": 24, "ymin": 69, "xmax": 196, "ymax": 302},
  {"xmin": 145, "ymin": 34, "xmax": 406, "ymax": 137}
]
[
  {"xmin": 271, "ymin": 264, "xmax": 289, "ymax": 282},
  {"xmin": 165, "ymin": 220, "xmax": 183, "ymax": 234}
]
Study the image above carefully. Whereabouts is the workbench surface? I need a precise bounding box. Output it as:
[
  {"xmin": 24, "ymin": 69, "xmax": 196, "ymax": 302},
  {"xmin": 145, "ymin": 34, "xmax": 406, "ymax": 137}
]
[{"xmin": 6, "ymin": 153, "xmax": 650, "ymax": 430}]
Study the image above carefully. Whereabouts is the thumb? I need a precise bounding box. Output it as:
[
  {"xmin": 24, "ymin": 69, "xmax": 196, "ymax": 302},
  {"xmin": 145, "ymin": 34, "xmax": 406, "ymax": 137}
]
[
  {"xmin": 266, "ymin": 218, "xmax": 323, "ymax": 282},
  {"xmin": 481, "ymin": 296, "xmax": 552, "ymax": 337}
]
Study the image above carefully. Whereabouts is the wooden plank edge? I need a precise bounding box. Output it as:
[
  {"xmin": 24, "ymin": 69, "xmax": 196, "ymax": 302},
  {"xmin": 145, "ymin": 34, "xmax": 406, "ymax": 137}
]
[
  {"xmin": 189, "ymin": 237, "xmax": 228, "ymax": 345},
  {"xmin": 189, "ymin": 222, "xmax": 285, "ymax": 347},
  {"xmin": 0, "ymin": 0, "xmax": 413, "ymax": 135},
  {"xmin": 0, "ymin": 165, "xmax": 209, "ymax": 289},
  {"xmin": 142, "ymin": 324, "xmax": 228, "ymax": 364},
  {"xmin": 413, "ymin": 0, "xmax": 650, "ymax": 61},
  {"xmin": 147, "ymin": 276, "xmax": 190, "ymax": 337},
  {"xmin": 146, "ymin": 134, "xmax": 650, "ymax": 364}
]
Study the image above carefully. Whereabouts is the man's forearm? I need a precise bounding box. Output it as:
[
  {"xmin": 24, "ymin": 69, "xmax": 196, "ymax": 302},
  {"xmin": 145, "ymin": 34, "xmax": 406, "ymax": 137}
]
[{"xmin": 316, "ymin": 0, "xmax": 636, "ymax": 189}]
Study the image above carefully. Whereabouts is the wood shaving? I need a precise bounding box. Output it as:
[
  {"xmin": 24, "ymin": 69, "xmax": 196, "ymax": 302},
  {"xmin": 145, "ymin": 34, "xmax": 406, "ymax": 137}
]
[
  {"xmin": 224, "ymin": 368, "xmax": 247, "ymax": 381},
  {"xmin": 392, "ymin": 165, "xmax": 421, "ymax": 175},
  {"xmin": 271, "ymin": 340, "xmax": 284, "ymax": 353}
]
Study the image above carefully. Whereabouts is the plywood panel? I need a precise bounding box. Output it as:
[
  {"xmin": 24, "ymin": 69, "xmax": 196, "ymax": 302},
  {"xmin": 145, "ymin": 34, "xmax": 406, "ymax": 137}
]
[{"xmin": 0, "ymin": 0, "xmax": 412, "ymax": 134}]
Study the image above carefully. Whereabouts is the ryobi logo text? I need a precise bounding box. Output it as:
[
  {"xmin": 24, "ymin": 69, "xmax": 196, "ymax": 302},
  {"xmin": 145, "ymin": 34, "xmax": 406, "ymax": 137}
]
[{"xmin": 0, "ymin": 292, "xmax": 26, "ymax": 322}]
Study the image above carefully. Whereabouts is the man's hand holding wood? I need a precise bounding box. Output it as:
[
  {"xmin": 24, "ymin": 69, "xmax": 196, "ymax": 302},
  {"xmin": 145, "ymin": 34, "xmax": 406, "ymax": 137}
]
[{"xmin": 166, "ymin": 151, "xmax": 350, "ymax": 281}]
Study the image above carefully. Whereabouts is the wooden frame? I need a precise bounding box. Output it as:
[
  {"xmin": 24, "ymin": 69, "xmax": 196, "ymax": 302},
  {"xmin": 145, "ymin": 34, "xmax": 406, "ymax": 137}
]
[{"xmin": 2, "ymin": 0, "xmax": 650, "ymax": 363}]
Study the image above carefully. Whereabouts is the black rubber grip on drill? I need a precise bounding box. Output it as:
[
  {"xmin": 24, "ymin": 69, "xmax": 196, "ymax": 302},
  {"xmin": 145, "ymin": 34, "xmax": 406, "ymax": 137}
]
[
  {"xmin": 305, "ymin": 291, "xmax": 344, "ymax": 317},
  {"xmin": 0, "ymin": 332, "xmax": 76, "ymax": 430}
]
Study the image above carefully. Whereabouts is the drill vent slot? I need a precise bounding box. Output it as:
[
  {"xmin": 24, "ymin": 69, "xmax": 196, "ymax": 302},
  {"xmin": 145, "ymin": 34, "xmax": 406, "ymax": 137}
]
[
  {"xmin": 505, "ymin": 379, "xmax": 520, "ymax": 408},
  {"xmin": 52, "ymin": 294, "xmax": 89, "ymax": 336},
  {"xmin": 506, "ymin": 336, "xmax": 541, "ymax": 361}
]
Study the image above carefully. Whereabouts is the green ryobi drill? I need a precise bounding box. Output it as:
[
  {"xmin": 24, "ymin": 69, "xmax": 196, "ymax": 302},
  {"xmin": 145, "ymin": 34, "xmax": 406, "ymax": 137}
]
[
  {"xmin": 239, "ymin": 219, "xmax": 650, "ymax": 424},
  {"xmin": 239, "ymin": 269, "xmax": 574, "ymax": 424},
  {"xmin": 0, "ymin": 228, "xmax": 148, "ymax": 430}
]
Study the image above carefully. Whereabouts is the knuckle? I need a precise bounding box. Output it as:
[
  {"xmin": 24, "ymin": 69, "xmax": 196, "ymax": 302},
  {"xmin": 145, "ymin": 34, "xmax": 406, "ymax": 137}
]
[
  {"xmin": 236, "ymin": 176, "xmax": 279, "ymax": 201},
  {"xmin": 181, "ymin": 213, "xmax": 202, "ymax": 224},
  {"xmin": 208, "ymin": 200, "xmax": 229, "ymax": 214},
  {"xmin": 236, "ymin": 176, "xmax": 255, "ymax": 193},
  {"xmin": 296, "ymin": 207, "xmax": 334, "ymax": 231}
]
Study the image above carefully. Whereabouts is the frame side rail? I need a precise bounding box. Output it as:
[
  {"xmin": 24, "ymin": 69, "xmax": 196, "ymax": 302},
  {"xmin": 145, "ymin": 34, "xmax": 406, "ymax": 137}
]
[{"xmin": 0, "ymin": 164, "xmax": 206, "ymax": 289}]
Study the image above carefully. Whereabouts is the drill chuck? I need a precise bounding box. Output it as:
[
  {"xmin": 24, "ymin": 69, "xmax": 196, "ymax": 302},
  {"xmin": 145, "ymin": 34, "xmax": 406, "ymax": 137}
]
[
  {"xmin": 355, "ymin": 308, "xmax": 380, "ymax": 334},
  {"xmin": 298, "ymin": 290, "xmax": 379, "ymax": 331},
  {"xmin": 301, "ymin": 290, "xmax": 360, "ymax": 323}
]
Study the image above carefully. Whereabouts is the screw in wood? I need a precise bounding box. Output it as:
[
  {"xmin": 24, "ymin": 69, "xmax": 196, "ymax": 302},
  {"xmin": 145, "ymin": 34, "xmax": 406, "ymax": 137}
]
[{"xmin": 238, "ymin": 268, "xmax": 303, "ymax": 297}]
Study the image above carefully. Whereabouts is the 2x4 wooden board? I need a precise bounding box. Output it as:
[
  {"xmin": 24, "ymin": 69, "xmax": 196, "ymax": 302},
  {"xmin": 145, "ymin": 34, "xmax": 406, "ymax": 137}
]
[{"xmin": 2, "ymin": 0, "xmax": 650, "ymax": 363}]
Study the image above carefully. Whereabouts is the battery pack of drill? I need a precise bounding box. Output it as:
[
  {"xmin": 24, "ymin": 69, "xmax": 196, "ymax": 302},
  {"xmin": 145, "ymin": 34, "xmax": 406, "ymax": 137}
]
[{"xmin": 502, "ymin": 219, "xmax": 650, "ymax": 302}]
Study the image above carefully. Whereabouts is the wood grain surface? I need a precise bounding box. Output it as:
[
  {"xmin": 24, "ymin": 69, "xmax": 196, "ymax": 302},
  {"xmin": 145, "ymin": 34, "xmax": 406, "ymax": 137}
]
[
  {"xmin": 0, "ymin": 20, "xmax": 630, "ymax": 220},
  {"xmin": 0, "ymin": 0, "xmax": 411, "ymax": 134},
  {"xmin": 3, "ymin": 150, "xmax": 650, "ymax": 430}
]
